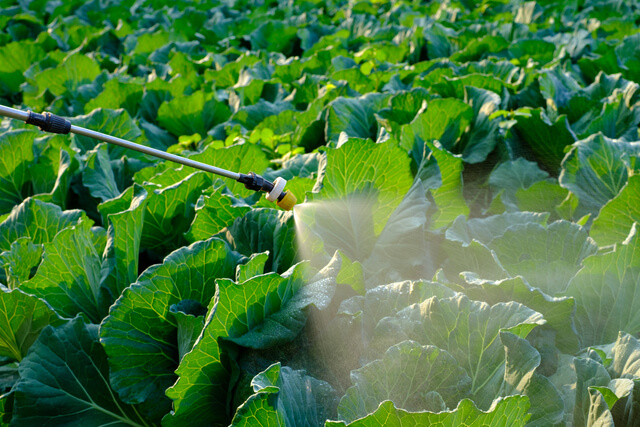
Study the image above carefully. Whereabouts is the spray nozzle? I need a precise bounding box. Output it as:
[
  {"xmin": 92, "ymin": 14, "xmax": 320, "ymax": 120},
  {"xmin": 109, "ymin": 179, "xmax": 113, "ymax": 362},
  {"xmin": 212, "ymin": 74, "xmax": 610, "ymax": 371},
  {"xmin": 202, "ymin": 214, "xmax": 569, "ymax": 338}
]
[{"xmin": 238, "ymin": 173, "xmax": 297, "ymax": 210}]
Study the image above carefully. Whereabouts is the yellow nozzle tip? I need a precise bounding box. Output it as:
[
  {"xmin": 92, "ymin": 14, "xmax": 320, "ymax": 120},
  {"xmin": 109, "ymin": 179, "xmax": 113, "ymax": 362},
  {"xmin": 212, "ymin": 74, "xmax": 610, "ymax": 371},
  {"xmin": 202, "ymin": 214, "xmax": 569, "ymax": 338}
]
[{"xmin": 276, "ymin": 191, "xmax": 297, "ymax": 211}]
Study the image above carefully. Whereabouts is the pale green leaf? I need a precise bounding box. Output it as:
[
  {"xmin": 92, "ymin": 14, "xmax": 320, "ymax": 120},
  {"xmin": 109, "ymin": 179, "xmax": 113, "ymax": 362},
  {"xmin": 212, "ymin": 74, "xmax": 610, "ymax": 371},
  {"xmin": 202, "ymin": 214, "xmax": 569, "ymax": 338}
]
[
  {"xmin": 400, "ymin": 98, "xmax": 473, "ymax": 165},
  {"xmin": 317, "ymin": 139, "xmax": 413, "ymax": 236},
  {"xmin": 422, "ymin": 141, "xmax": 469, "ymax": 229},
  {"xmin": 0, "ymin": 287, "xmax": 64, "ymax": 361},
  {"xmin": 0, "ymin": 198, "xmax": 83, "ymax": 253},
  {"xmin": 487, "ymin": 220, "xmax": 598, "ymax": 295},
  {"xmin": 445, "ymin": 211, "xmax": 549, "ymax": 246},
  {"xmin": 460, "ymin": 276, "xmax": 579, "ymax": 353},
  {"xmin": 0, "ymin": 130, "xmax": 39, "ymax": 214},
  {"xmin": 326, "ymin": 396, "xmax": 530, "ymax": 427},
  {"xmin": 20, "ymin": 219, "xmax": 108, "ymax": 323},
  {"xmin": 591, "ymin": 175, "xmax": 640, "ymax": 247},
  {"xmin": 185, "ymin": 188, "xmax": 251, "ymax": 244},
  {"xmin": 564, "ymin": 225, "xmax": 640, "ymax": 348},
  {"xmin": 372, "ymin": 295, "xmax": 545, "ymax": 408},
  {"xmin": 100, "ymin": 184, "xmax": 148, "ymax": 300},
  {"xmin": 560, "ymin": 133, "xmax": 639, "ymax": 214},
  {"xmin": 499, "ymin": 331, "xmax": 565, "ymax": 426},
  {"xmin": 338, "ymin": 341, "xmax": 471, "ymax": 422},
  {"xmin": 33, "ymin": 52, "xmax": 101, "ymax": 97},
  {"xmin": 157, "ymin": 90, "xmax": 231, "ymax": 137},
  {"xmin": 515, "ymin": 180, "xmax": 569, "ymax": 218},
  {"xmin": 0, "ymin": 237, "xmax": 43, "ymax": 289}
]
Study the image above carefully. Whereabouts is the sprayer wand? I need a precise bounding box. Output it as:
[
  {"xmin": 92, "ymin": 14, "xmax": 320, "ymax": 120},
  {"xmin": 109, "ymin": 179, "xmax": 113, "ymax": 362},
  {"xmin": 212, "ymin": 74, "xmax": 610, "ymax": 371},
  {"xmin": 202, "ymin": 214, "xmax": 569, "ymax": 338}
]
[{"xmin": 0, "ymin": 105, "xmax": 297, "ymax": 210}]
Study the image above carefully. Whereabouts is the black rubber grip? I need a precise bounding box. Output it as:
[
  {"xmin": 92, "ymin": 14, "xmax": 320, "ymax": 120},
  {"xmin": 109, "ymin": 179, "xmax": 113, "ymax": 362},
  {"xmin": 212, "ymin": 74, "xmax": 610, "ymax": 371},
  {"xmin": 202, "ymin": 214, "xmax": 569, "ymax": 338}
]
[
  {"xmin": 237, "ymin": 172, "xmax": 275, "ymax": 192},
  {"xmin": 26, "ymin": 111, "xmax": 71, "ymax": 134}
]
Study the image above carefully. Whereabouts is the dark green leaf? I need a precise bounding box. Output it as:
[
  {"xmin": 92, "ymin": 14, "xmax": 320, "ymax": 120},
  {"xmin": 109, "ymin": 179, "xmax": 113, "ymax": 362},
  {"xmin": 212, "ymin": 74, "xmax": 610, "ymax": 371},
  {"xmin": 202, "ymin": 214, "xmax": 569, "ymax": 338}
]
[
  {"xmin": 136, "ymin": 142, "xmax": 270, "ymax": 198},
  {"xmin": 0, "ymin": 391, "xmax": 13, "ymax": 426},
  {"xmin": 249, "ymin": 21, "xmax": 298, "ymax": 55},
  {"xmin": 170, "ymin": 301, "xmax": 206, "ymax": 362},
  {"xmin": 509, "ymin": 39, "xmax": 556, "ymax": 64},
  {"xmin": 433, "ymin": 74, "xmax": 509, "ymax": 100},
  {"xmin": 164, "ymin": 264, "xmax": 307, "ymax": 426},
  {"xmin": 12, "ymin": 318, "xmax": 151, "ymax": 426},
  {"xmin": 82, "ymin": 143, "xmax": 121, "ymax": 202},
  {"xmin": 572, "ymin": 94, "xmax": 640, "ymax": 142},
  {"xmin": 215, "ymin": 208, "xmax": 296, "ymax": 274},
  {"xmin": 511, "ymin": 108, "xmax": 577, "ymax": 173},
  {"xmin": 231, "ymin": 362, "xmax": 337, "ymax": 426},
  {"xmin": 141, "ymin": 171, "xmax": 210, "ymax": 255},
  {"xmin": 489, "ymin": 158, "xmax": 550, "ymax": 210},
  {"xmin": 458, "ymin": 87, "xmax": 501, "ymax": 164},
  {"xmin": 85, "ymin": 78, "xmax": 144, "ymax": 117},
  {"xmin": 325, "ymin": 93, "xmax": 390, "ymax": 144},
  {"xmin": 450, "ymin": 35, "xmax": 508, "ymax": 62},
  {"xmin": 539, "ymin": 68, "xmax": 582, "ymax": 111},
  {"xmin": 100, "ymin": 237, "xmax": 242, "ymax": 421},
  {"xmin": 30, "ymin": 143, "xmax": 73, "ymax": 209}
]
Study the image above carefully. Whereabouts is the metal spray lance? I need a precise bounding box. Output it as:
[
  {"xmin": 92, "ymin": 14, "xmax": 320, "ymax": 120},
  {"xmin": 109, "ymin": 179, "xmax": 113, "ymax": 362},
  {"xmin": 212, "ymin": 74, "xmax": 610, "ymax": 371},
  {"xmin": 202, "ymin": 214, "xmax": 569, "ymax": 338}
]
[{"xmin": 0, "ymin": 105, "xmax": 297, "ymax": 210}]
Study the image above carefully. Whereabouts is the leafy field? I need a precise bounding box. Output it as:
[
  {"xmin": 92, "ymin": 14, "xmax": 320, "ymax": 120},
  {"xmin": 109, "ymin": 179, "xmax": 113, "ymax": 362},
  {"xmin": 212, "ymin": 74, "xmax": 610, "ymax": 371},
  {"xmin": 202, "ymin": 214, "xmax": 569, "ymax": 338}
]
[{"xmin": 1, "ymin": 0, "xmax": 640, "ymax": 425}]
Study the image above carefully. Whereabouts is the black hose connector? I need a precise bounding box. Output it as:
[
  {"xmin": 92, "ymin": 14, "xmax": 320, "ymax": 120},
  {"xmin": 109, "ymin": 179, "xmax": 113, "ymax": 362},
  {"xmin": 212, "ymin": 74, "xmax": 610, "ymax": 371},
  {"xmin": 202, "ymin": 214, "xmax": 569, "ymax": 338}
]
[
  {"xmin": 238, "ymin": 172, "xmax": 290, "ymax": 204},
  {"xmin": 238, "ymin": 172, "xmax": 275, "ymax": 193},
  {"xmin": 26, "ymin": 111, "xmax": 71, "ymax": 134}
]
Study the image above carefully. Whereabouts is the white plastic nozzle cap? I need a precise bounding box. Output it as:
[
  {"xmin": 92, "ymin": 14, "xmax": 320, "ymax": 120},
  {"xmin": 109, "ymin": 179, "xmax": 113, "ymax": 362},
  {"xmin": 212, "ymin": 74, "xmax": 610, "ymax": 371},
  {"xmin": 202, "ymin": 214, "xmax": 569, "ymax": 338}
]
[{"xmin": 266, "ymin": 177, "xmax": 286, "ymax": 202}]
